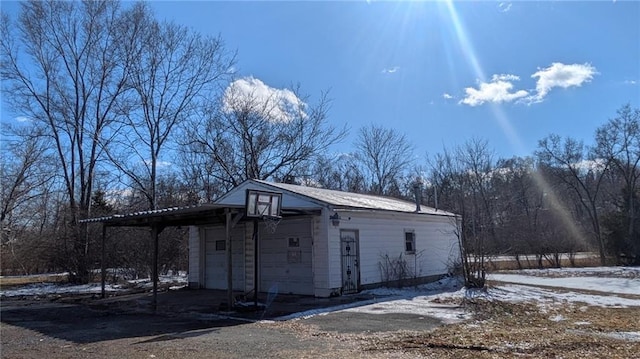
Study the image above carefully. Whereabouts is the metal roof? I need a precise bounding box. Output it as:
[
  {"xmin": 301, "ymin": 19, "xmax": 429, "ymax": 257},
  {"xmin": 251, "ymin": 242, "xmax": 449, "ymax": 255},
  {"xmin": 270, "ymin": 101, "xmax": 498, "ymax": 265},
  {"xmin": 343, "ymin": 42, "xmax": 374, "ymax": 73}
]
[
  {"xmin": 252, "ymin": 180, "xmax": 456, "ymax": 217},
  {"xmin": 79, "ymin": 204, "xmax": 242, "ymax": 227},
  {"xmin": 81, "ymin": 180, "xmax": 456, "ymax": 226}
]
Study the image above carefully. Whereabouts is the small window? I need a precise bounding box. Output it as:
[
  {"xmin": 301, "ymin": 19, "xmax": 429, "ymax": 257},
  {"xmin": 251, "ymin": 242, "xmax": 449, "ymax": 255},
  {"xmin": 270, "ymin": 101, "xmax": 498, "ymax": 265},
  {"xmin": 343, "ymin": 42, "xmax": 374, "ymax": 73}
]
[
  {"xmin": 405, "ymin": 231, "xmax": 415, "ymax": 254},
  {"xmin": 288, "ymin": 237, "xmax": 300, "ymax": 247},
  {"xmin": 215, "ymin": 240, "xmax": 226, "ymax": 251}
]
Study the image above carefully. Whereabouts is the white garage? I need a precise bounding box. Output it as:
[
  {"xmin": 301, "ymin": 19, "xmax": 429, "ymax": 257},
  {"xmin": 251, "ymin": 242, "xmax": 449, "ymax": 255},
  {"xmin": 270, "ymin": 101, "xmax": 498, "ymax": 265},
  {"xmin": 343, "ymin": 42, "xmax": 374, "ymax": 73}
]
[{"xmin": 188, "ymin": 179, "xmax": 461, "ymax": 298}]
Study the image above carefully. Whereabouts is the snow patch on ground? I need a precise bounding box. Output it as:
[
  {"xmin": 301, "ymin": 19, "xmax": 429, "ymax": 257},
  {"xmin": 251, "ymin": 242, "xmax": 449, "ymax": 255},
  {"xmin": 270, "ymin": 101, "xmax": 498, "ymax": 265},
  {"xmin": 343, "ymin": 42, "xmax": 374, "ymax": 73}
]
[
  {"xmin": 549, "ymin": 314, "xmax": 565, "ymax": 322},
  {"xmin": 502, "ymin": 266, "xmax": 640, "ymax": 278},
  {"xmin": 275, "ymin": 276, "xmax": 470, "ymax": 323},
  {"xmin": 0, "ymin": 273, "xmax": 187, "ymax": 297},
  {"xmin": 488, "ymin": 283, "xmax": 640, "ymax": 308},
  {"xmin": 0, "ymin": 283, "xmax": 121, "ymax": 297},
  {"xmin": 599, "ymin": 331, "xmax": 640, "ymax": 342},
  {"xmin": 489, "ymin": 273, "xmax": 640, "ymax": 296},
  {"xmin": 277, "ymin": 268, "xmax": 640, "ymax": 322},
  {"xmin": 570, "ymin": 329, "xmax": 640, "ymax": 342}
]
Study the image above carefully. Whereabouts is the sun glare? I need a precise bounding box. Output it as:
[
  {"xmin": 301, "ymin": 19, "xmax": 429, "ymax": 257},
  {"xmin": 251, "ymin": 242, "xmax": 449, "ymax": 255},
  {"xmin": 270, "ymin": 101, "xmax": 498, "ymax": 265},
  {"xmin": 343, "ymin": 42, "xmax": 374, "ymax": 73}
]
[{"xmin": 442, "ymin": 0, "xmax": 586, "ymax": 244}]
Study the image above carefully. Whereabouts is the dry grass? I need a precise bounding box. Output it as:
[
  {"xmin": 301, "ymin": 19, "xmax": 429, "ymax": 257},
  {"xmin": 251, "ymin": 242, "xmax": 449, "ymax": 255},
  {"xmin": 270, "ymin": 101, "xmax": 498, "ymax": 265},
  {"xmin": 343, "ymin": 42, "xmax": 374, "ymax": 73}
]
[
  {"xmin": 0, "ymin": 273, "xmax": 68, "ymax": 289},
  {"xmin": 364, "ymin": 299, "xmax": 640, "ymax": 358},
  {"xmin": 486, "ymin": 256, "xmax": 602, "ymax": 271}
]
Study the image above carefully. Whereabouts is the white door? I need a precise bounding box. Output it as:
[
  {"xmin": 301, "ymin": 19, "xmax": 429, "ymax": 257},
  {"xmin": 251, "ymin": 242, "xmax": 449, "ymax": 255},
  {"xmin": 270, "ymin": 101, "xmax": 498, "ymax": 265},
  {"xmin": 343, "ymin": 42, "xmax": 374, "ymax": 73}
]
[
  {"xmin": 259, "ymin": 218, "xmax": 313, "ymax": 295},
  {"xmin": 204, "ymin": 227, "xmax": 245, "ymax": 290}
]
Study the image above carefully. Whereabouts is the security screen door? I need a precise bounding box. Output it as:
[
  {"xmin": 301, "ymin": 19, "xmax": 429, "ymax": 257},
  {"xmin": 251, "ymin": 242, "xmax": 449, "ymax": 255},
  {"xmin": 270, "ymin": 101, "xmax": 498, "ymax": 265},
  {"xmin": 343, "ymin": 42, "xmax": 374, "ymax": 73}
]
[{"xmin": 340, "ymin": 229, "xmax": 359, "ymax": 294}]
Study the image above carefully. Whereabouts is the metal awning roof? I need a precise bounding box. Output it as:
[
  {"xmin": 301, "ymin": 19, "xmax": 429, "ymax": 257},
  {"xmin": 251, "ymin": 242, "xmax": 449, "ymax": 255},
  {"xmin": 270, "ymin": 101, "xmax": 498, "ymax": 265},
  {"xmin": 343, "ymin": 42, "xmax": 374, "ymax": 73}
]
[
  {"xmin": 79, "ymin": 204, "xmax": 243, "ymax": 227},
  {"xmin": 79, "ymin": 203, "xmax": 321, "ymax": 227}
]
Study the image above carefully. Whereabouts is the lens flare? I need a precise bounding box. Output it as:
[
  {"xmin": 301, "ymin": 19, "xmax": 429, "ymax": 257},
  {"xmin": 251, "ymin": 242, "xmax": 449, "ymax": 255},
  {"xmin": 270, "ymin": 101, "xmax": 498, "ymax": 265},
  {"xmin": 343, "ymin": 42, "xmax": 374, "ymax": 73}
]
[{"xmin": 442, "ymin": 0, "xmax": 586, "ymax": 244}]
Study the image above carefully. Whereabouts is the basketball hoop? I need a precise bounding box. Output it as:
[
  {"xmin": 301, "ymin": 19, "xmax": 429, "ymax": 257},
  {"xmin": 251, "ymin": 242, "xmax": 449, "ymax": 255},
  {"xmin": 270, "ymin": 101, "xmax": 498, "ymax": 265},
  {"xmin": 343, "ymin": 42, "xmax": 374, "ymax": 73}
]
[
  {"xmin": 245, "ymin": 189, "xmax": 283, "ymax": 233},
  {"xmin": 262, "ymin": 215, "xmax": 281, "ymax": 234}
]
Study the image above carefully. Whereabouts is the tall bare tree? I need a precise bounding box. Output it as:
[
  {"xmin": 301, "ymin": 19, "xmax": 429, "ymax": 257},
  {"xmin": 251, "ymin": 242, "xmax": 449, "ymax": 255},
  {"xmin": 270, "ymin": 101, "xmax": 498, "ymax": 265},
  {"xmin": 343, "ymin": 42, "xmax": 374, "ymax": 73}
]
[
  {"xmin": 109, "ymin": 4, "xmax": 235, "ymax": 209},
  {"xmin": 426, "ymin": 139, "xmax": 496, "ymax": 287},
  {"xmin": 1, "ymin": 1, "xmax": 137, "ymax": 281},
  {"xmin": 595, "ymin": 104, "xmax": 640, "ymax": 264},
  {"xmin": 355, "ymin": 125, "xmax": 414, "ymax": 195},
  {"xmin": 537, "ymin": 134, "xmax": 609, "ymax": 265},
  {"xmin": 183, "ymin": 80, "xmax": 346, "ymax": 191}
]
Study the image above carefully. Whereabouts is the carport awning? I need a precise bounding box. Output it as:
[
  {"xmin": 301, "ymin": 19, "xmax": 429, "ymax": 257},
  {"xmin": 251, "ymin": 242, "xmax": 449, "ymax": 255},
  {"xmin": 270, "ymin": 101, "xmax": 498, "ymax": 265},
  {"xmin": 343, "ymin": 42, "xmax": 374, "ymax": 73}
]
[
  {"xmin": 79, "ymin": 204, "xmax": 243, "ymax": 227},
  {"xmin": 80, "ymin": 204, "xmax": 321, "ymax": 227},
  {"xmin": 79, "ymin": 203, "xmax": 321, "ymax": 311}
]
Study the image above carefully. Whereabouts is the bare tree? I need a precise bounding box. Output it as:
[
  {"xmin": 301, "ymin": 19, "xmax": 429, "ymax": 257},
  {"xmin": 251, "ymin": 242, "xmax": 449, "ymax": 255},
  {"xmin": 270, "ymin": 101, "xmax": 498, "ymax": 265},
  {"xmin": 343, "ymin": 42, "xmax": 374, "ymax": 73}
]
[
  {"xmin": 309, "ymin": 153, "xmax": 367, "ymax": 193},
  {"xmin": 0, "ymin": 125, "xmax": 53, "ymax": 229},
  {"xmin": 536, "ymin": 134, "xmax": 609, "ymax": 265},
  {"xmin": 1, "ymin": 1, "xmax": 137, "ymax": 281},
  {"xmin": 109, "ymin": 5, "xmax": 235, "ymax": 210},
  {"xmin": 183, "ymin": 80, "xmax": 346, "ymax": 190},
  {"xmin": 595, "ymin": 104, "xmax": 640, "ymax": 264},
  {"xmin": 0, "ymin": 123, "xmax": 58, "ymax": 274},
  {"xmin": 355, "ymin": 125, "xmax": 414, "ymax": 195},
  {"xmin": 426, "ymin": 139, "xmax": 497, "ymax": 287}
]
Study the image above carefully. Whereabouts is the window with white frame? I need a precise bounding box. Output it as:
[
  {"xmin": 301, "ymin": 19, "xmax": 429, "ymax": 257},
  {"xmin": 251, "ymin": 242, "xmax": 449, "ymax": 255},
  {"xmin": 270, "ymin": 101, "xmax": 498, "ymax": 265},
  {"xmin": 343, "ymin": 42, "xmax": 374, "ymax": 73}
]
[{"xmin": 404, "ymin": 230, "xmax": 415, "ymax": 254}]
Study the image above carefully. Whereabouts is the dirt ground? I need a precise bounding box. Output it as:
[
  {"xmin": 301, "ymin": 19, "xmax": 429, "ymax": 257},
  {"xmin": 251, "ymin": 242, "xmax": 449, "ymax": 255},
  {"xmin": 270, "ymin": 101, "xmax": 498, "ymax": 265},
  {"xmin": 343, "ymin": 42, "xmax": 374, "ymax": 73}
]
[{"xmin": 2, "ymin": 286, "xmax": 639, "ymax": 359}]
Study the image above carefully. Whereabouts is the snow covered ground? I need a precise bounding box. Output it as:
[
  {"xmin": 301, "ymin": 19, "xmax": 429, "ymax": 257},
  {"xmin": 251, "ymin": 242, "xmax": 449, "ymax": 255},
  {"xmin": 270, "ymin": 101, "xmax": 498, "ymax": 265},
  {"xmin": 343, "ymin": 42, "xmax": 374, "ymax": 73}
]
[
  {"xmin": 0, "ymin": 273, "xmax": 188, "ymax": 297},
  {"xmin": 277, "ymin": 266, "xmax": 640, "ymax": 322}
]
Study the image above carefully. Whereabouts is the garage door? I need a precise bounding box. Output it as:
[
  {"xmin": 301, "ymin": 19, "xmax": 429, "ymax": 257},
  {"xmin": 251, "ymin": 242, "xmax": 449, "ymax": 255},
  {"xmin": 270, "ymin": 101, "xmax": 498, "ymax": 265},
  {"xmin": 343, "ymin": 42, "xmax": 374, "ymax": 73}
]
[
  {"xmin": 204, "ymin": 226, "xmax": 245, "ymax": 290},
  {"xmin": 259, "ymin": 218, "xmax": 313, "ymax": 295}
]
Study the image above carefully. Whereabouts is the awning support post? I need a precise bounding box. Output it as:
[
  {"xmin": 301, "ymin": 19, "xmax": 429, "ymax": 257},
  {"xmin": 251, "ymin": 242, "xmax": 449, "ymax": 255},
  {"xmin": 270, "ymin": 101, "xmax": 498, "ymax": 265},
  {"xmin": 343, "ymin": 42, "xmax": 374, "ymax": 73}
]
[
  {"xmin": 101, "ymin": 224, "xmax": 107, "ymax": 299},
  {"xmin": 226, "ymin": 209, "xmax": 233, "ymax": 310},
  {"xmin": 151, "ymin": 223, "xmax": 165, "ymax": 313},
  {"xmin": 253, "ymin": 218, "xmax": 259, "ymax": 308}
]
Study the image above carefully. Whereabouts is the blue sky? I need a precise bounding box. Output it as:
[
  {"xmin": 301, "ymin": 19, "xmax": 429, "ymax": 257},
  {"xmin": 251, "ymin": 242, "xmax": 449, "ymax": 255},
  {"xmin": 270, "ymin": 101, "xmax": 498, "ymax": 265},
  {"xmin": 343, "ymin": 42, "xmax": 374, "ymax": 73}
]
[
  {"xmin": 150, "ymin": 0, "xmax": 639, "ymax": 159},
  {"xmin": 2, "ymin": 1, "xmax": 639, "ymax": 161}
]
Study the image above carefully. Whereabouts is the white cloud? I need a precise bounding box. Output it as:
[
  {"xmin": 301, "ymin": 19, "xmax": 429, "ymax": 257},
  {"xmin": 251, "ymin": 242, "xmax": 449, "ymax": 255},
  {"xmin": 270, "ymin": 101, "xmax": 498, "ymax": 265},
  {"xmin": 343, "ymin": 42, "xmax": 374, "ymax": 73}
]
[
  {"xmin": 493, "ymin": 74, "xmax": 520, "ymax": 81},
  {"xmin": 223, "ymin": 76, "xmax": 306, "ymax": 123},
  {"xmin": 143, "ymin": 160, "xmax": 172, "ymax": 168},
  {"xmin": 498, "ymin": 2, "xmax": 512, "ymax": 12},
  {"xmin": 381, "ymin": 66, "xmax": 400, "ymax": 74},
  {"xmin": 443, "ymin": 93, "xmax": 453, "ymax": 100},
  {"xmin": 624, "ymin": 79, "xmax": 637, "ymax": 85},
  {"xmin": 574, "ymin": 158, "xmax": 607, "ymax": 173},
  {"xmin": 529, "ymin": 62, "xmax": 597, "ymax": 103},
  {"xmin": 15, "ymin": 116, "xmax": 31, "ymax": 123},
  {"xmin": 459, "ymin": 74, "xmax": 529, "ymax": 106}
]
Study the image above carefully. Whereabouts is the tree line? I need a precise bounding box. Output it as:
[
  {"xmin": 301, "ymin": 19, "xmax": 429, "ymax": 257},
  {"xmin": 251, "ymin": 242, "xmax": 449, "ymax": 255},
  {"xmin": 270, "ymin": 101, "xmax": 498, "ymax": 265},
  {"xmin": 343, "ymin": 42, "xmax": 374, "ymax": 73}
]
[{"xmin": 1, "ymin": 1, "xmax": 638, "ymax": 282}]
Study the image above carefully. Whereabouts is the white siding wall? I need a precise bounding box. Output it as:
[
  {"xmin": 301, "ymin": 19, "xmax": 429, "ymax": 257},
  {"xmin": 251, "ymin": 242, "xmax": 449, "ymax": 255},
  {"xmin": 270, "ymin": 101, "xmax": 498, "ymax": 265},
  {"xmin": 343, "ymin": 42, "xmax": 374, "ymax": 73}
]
[
  {"xmin": 326, "ymin": 212, "xmax": 343, "ymax": 291},
  {"xmin": 216, "ymin": 181, "xmax": 323, "ymax": 209},
  {"xmin": 188, "ymin": 226, "xmax": 200, "ymax": 287},
  {"xmin": 312, "ymin": 212, "xmax": 331, "ymax": 297},
  {"xmin": 332, "ymin": 211, "xmax": 459, "ymax": 287}
]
